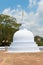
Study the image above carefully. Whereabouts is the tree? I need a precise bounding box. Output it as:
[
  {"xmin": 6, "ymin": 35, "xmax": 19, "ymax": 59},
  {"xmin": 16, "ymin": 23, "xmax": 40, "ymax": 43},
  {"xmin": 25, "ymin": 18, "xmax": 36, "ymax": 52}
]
[
  {"xmin": 0, "ymin": 14, "xmax": 21, "ymax": 46},
  {"xmin": 34, "ymin": 36, "xmax": 43, "ymax": 46}
]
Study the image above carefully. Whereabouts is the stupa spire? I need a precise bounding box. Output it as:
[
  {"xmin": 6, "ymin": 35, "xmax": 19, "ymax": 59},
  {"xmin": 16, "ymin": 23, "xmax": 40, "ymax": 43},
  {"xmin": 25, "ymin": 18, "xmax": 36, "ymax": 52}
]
[{"xmin": 19, "ymin": 11, "xmax": 27, "ymax": 30}]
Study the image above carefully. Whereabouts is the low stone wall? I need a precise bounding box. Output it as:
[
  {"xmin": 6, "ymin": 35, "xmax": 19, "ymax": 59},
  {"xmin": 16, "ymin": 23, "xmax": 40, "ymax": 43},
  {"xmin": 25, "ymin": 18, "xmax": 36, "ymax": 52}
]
[
  {"xmin": 0, "ymin": 46, "xmax": 9, "ymax": 50},
  {"xmin": 39, "ymin": 46, "xmax": 43, "ymax": 51}
]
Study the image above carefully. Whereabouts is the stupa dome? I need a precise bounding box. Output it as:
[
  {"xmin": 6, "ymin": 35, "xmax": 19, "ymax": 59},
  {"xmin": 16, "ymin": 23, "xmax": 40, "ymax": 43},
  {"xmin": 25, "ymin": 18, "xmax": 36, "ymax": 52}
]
[
  {"xmin": 13, "ymin": 28, "xmax": 34, "ymax": 42},
  {"xmin": 8, "ymin": 24, "xmax": 40, "ymax": 52}
]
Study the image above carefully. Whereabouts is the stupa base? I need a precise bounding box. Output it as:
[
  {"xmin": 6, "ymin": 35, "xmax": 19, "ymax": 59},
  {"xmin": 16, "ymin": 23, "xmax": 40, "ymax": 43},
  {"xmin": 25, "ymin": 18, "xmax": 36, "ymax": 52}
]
[{"xmin": 8, "ymin": 47, "xmax": 40, "ymax": 53}]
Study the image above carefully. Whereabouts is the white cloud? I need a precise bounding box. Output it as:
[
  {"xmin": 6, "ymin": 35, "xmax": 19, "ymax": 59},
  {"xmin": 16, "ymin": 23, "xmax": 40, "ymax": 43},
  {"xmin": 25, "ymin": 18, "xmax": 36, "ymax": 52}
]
[
  {"xmin": 37, "ymin": 0, "xmax": 43, "ymax": 13},
  {"xmin": 2, "ymin": 8, "xmax": 11, "ymax": 15},
  {"xmin": 37, "ymin": 0, "xmax": 43, "ymax": 22},
  {"xmin": 28, "ymin": 0, "xmax": 37, "ymax": 8},
  {"xmin": 17, "ymin": 5, "xmax": 21, "ymax": 8}
]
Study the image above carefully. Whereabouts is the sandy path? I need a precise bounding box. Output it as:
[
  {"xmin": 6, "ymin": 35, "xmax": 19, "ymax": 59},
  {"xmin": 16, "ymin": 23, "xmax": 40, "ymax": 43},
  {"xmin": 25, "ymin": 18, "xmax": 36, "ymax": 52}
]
[{"xmin": 0, "ymin": 51, "xmax": 43, "ymax": 65}]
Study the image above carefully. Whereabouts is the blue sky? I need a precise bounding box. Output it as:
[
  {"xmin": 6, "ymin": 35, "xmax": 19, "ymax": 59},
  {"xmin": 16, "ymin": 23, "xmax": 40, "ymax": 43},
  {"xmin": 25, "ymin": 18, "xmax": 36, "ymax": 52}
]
[
  {"xmin": 0, "ymin": 0, "xmax": 28, "ymax": 12},
  {"xmin": 0, "ymin": 0, "xmax": 39, "ymax": 13},
  {"xmin": 0, "ymin": 0, "xmax": 43, "ymax": 37}
]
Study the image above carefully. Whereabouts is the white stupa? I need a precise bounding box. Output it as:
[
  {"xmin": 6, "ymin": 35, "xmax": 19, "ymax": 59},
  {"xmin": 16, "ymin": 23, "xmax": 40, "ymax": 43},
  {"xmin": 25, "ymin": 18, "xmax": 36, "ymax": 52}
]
[{"xmin": 8, "ymin": 24, "xmax": 40, "ymax": 52}]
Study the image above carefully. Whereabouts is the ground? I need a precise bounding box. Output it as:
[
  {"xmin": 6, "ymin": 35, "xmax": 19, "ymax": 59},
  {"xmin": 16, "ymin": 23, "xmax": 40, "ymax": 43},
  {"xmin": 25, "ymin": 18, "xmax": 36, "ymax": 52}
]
[{"xmin": 0, "ymin": 51, "xmax": 43, "ymax": 65}]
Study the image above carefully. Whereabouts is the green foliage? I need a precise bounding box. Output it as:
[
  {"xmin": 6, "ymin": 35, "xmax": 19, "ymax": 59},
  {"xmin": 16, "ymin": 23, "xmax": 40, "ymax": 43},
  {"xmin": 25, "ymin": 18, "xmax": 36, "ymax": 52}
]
[
  {"xmin": 0, "ymin": 14, "xmax": 21, "ymax": 46},
  {"xmin": 34, "ymin": 36, "xmax": 43, "ymax": 46}
]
